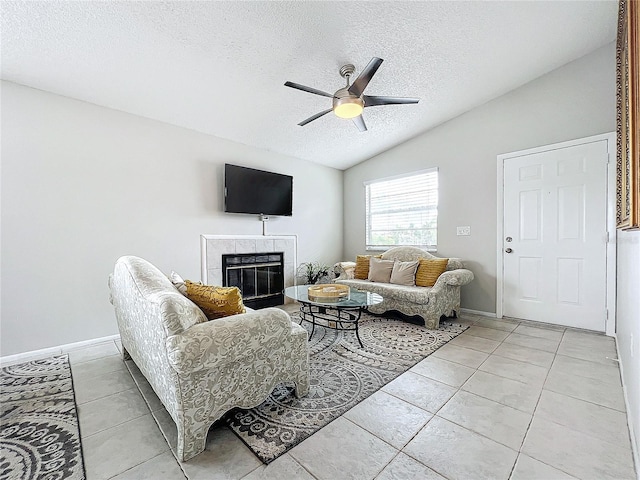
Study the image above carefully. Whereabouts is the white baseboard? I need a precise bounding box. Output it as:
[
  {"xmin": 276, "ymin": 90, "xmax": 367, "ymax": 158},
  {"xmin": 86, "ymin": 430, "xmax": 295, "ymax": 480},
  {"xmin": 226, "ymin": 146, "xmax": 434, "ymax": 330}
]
[
  {"xmin": 0, "ymin": 334, "xmax": 121, "ymax": 367},
  {"xmin": 614, "ymin": 334, "xmax": 640, "ymax": 480},
  {"xmin": 460, "ymin": 308, "xmax": 497, "ymax": 318}
]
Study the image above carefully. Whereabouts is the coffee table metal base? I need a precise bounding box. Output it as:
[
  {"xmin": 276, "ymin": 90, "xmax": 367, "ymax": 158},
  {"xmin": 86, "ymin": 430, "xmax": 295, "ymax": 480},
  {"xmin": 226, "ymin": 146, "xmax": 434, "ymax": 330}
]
[{"xmin": 297, "ymin": 303, "xmax": 365, "ymax": 348}]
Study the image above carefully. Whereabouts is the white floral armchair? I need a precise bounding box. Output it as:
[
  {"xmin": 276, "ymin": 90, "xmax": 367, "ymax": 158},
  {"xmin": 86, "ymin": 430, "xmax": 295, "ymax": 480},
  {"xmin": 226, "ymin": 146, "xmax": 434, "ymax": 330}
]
[{"xmin": 109, "ymin": 256, "xmax": 310, "ymax": 461}]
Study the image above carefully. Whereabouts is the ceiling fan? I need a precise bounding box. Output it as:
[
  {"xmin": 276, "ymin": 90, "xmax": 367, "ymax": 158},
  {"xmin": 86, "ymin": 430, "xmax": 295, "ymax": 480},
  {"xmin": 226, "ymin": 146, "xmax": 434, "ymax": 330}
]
[{"xmin": 284, "ymin": 57, "xmax": 419, "ymax": 132}]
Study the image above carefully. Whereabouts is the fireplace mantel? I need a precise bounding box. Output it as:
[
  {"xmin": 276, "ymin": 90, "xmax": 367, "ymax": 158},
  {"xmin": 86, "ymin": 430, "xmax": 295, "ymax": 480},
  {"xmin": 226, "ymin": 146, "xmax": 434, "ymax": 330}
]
[{"xmin": 200, "ymin": 235, "xmax": 297, "ymax": 295}]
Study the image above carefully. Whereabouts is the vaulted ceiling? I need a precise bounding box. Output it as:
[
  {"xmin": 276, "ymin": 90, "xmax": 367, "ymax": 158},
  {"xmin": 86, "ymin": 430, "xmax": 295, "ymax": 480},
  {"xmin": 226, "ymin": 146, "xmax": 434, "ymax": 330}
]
[{"xmin": 1, "ymin": 1, "xmax": 618, "ymax": 170}]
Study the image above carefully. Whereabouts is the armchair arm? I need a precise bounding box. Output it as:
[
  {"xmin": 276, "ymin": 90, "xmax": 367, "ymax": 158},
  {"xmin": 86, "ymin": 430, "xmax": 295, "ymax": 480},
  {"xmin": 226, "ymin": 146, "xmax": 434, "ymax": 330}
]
[
  {"xmin": 432, "ymin": 269, "xmax": 474, "ymax": 290},
  {"xmin": 165, "ymin": 308, "xmax": 292, "ymax": 375},
  {"xmin": 334, "ymin": 261, "xmax": 356, "ymax": 280}
]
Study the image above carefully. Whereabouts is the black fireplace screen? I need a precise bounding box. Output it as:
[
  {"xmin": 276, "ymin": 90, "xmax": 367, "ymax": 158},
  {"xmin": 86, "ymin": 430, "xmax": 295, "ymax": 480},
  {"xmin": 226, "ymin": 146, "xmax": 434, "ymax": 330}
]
[{"xmin": 222, "ymin": 252, "xmax": 284, "ymax": 309}]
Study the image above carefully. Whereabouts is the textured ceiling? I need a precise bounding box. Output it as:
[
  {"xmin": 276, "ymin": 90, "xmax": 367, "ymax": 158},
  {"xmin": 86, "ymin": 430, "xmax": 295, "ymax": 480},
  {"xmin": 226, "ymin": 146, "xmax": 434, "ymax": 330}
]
[{"xmin": 1, "ymin": 1, "xmax": 618, "ymax": 170}]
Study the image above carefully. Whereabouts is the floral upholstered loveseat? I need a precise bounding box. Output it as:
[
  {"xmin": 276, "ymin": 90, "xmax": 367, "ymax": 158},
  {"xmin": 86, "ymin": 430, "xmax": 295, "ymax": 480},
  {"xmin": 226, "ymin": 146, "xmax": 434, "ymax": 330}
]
[
  {"xmin": 109, "ymin": 256, "xmax": 310, "ymax": 461},
  {"xmin": 335, "ymin": 247, "xmax": 474, "ymax": 329}
]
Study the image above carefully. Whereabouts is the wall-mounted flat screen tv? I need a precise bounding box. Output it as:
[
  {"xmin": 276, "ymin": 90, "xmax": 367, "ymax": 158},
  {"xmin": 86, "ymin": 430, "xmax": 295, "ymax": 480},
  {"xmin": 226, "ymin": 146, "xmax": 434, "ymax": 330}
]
[{"xmin": 224, "ymin": 164, "xmax": 293, "ymax": 216}]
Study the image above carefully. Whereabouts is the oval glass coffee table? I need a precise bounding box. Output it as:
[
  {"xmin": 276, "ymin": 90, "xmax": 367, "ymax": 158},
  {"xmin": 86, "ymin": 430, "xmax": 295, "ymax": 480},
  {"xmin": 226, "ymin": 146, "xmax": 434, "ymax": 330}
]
[{"xmin": 284, "ymin": 285, "xmax": 383, "ymax": 348}]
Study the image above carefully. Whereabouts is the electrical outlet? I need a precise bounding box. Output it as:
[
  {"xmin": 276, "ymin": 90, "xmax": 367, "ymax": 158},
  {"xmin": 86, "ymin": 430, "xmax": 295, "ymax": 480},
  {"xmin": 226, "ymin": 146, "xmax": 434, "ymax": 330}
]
[{"xmin": 457, "ymin": 226, "xmax": 471, "ymax": 236}]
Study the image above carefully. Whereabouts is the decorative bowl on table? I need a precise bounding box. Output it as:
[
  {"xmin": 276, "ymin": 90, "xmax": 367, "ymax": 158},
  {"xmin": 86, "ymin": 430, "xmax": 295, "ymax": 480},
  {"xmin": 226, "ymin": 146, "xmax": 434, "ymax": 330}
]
[{"xmin": 307, "ymin": 284, "xmax": 350, "ymax": 302}]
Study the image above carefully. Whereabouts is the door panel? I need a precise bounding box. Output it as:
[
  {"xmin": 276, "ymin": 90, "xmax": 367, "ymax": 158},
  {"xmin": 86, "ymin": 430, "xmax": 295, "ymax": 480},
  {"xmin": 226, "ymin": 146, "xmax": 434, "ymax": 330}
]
[
  {"xmin": 518, "ymin": 257, "xmax": 542, "ymax": 300},
  {"xmin": 558, "ymin": 185, "xmax": 584, "ymax": 240},
  {"xmin": 519, "ymin": 190, "xmax": 542, "ymax": 240},
  {"xmin": 556, "ymin": 258, "xmax": 582, "ymax": 304},
  {"xmin": 503, "ymin": 140, "xmax": 608, "ymax": 330}
]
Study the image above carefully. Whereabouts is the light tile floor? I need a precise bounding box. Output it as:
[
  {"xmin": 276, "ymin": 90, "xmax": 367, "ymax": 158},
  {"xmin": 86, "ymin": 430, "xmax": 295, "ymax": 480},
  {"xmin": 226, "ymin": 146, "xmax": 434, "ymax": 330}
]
[{"xmin": 65, "ymin": 312, "xmax": 637, "ymax": 480}]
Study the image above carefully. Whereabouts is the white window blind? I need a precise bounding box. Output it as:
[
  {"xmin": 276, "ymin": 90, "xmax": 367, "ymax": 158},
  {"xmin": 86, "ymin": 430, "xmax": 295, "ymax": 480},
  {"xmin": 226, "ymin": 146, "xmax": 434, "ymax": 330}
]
[{"xmin": 365, "ymin": 169, "xmax": 438, "ymax": 250}]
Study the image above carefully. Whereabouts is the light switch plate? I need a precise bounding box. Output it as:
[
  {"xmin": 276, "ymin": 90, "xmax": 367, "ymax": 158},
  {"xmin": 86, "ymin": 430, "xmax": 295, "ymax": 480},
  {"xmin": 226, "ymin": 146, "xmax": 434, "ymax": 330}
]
[{"xmin": 457, "ymin": 226, "xmax": 471, "ymax": 236}]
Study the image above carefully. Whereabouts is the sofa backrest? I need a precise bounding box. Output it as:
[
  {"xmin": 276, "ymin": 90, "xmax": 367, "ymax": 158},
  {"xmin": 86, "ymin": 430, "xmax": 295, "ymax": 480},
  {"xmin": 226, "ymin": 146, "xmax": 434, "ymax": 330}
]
[
  {"xmin": 112, "ymin": 256, "xmax": 207, "ymax": 337},
  {"xmin": 110, "ymin": 255, "xmax": 207, "ymax": 418},
  {"xmin": 381, "ymin": 246, "xmax": 464, "ymax": 271}
]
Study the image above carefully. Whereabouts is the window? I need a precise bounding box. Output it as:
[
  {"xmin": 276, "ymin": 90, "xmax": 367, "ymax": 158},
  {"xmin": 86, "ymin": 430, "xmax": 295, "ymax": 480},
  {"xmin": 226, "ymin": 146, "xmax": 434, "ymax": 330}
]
[{"xmin": 365, "ymin": 169, "xmax": 438, "ymax": 251}]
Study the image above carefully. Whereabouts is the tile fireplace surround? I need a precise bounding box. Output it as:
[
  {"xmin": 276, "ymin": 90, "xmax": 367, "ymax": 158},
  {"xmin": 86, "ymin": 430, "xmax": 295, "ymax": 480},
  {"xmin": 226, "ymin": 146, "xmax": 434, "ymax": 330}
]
[{"xmin": 200, "ymin": 235, "xmax": 297, "ymax": 298}]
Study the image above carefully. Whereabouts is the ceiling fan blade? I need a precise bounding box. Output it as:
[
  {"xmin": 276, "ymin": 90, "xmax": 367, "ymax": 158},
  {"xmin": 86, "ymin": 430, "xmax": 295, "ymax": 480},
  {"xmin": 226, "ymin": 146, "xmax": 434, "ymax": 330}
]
[
  {"xmin": 348, "ymin": 57, "xmax": 383, "ymax": 97},
  {"xmin": 364, "ymin": 95, "xmax": 420, "ymax": 107},
  {"xmin": 352, "ymin": 115, "xmax": 367, "ymax": 132},
  {"xmin": 298, "ymin": 108, "xmax": 333, "ymax": 126},
  {"xmin": 285, "ymin": 81, "xmax": 333, "ymax": 98}
]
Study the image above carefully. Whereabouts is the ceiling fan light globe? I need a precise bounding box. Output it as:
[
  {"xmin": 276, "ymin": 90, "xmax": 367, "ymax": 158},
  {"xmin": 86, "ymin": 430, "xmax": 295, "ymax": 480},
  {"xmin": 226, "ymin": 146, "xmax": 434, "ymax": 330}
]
[{"xmin": 333, "ymin": 97, "xmax": 364, "ymax": 119}]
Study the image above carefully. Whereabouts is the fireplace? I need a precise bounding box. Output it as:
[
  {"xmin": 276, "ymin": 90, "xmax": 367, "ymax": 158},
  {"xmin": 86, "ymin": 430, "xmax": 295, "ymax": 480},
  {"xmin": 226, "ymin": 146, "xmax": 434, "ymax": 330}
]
[
  {"xmin": 200, "ymin": 234, "xmax": 297, "ymax": 305},
  {"xmin": 222, "ymin": 252, "xmax": 284, "ymax": 309}
]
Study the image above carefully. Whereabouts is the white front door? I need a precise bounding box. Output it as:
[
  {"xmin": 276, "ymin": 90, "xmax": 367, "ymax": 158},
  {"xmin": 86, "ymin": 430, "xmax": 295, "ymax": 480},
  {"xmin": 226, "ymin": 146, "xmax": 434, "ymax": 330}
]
[{"xmin": 501, "ymin": 139, "xmax": 609, "ymax": 331}]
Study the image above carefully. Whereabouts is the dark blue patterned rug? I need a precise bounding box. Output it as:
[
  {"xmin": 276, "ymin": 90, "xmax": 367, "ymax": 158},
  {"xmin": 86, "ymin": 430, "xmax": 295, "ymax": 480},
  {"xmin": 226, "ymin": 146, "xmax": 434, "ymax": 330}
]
[{"xmin": 0, "ymin": 355, "xmax": 85, "ymax": 480}]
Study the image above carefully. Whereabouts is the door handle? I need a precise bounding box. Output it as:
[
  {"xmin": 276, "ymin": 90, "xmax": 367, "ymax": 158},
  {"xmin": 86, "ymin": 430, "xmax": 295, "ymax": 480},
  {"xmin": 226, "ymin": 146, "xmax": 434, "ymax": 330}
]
[{"xmin": 505, "ymin": 248, "xmax": 513, "ymax": 253}]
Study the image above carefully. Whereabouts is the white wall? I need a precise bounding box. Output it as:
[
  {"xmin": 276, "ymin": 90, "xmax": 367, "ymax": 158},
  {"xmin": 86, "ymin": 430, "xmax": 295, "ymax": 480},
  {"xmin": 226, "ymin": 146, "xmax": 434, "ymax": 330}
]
[
  {"xmin": 616, "ymin": 230, "xmax": 640, "ymax": 467},
  {"xmin": 1, "ymin": 81, "xmax": 343, "ymax": 356},
  {"xmin": 343, "ymin": 43, "xmax": 616, "ymax": 314}
]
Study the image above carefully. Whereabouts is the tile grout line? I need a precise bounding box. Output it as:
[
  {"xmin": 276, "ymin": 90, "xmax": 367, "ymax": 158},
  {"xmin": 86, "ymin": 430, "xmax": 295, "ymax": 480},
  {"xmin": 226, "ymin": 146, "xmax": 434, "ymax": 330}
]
[
  {"xmin": 77, "ymin": 383, "xmax": 150, "ymax": 435},
  {"xmin": 75, "ymin": 377, "xmax": 137, "ymax": 406},
  {"xmin": 416, "ymin": 348, "xmax": 548, "ymax": 391},
  {"xmin": 288, "ymin": 453, "xmax": 321, "ymax": 480},
  {"xmin": 144, "ymin": 401, "xmax": 190, "ymax": 479},
  {"xmin": 454, "ymin": 317, "xmax": 567, "ymax": 479},
  {"xmin": 81, "ymin": 410, "xmax": 152, "ymax": 440},
  {"xmin": 492, "ymin": 322, "xmax": 632, "ymax": 479},
  {"xmin": 441, "ymin": 319, "xmax": 526, "ymax": 452},
  {"xmin": 507, "ymin": 328, "xmax": 582, "ymax": 480},
  {"xmin": 370, "ymin": 417, "xmax": 453, "ymax": 480},
  {"xmin": 71, "ymin": 350, "xmax": 122, "ymax": 366},
  {"xmin": 505, "ymin": 378, "xmax": 547, "ymax": 478},
  {"xmin": 399, "ymin": 314, "xmax": 520, "ymax": 480},
  {"xmin": 343, "ymin": 317, "xmax": 477, "ymax": 480},
  {"xmin": 542, "ymin": 385, "xmax": 628, "ymax": 414},
  {"xmin": 105, "ymin": 451, "xmax": 185, "ymax": 480}
]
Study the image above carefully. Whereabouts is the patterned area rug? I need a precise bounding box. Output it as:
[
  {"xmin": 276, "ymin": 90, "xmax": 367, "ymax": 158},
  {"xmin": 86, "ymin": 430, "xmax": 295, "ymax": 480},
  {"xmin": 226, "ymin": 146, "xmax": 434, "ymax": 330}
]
[
  {"xmin": 0, "ymin": 355, "xmax": 85, "ymax": 480},
  {"xmin": 225, "ymin": 312, "xmax": 467, "ymax": 463}
]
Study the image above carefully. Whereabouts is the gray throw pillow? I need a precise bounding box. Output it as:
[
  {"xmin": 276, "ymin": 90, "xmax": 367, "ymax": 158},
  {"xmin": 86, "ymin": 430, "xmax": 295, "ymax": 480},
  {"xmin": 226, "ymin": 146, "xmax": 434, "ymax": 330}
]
[
  {"xmin": 368, "ymin": 257, "xmax": 395, "ymax": 283},
  {"xmin": 390, "ymin": 260, "xmax": 420, "ymax": 286}
]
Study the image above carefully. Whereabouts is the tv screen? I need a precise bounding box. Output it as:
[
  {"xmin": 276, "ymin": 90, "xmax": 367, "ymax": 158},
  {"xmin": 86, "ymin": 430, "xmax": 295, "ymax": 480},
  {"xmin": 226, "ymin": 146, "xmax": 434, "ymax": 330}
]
[{"xmin": 224, "ymin": 164, "xmax": 293, "ymax": 216}]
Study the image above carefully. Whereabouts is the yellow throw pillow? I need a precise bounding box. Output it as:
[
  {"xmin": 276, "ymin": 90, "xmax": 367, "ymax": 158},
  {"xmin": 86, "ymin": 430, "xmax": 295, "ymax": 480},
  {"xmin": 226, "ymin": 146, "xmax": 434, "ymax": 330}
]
[
  {"xmin": 415, "ymin": 258, "xmax": 449, "ymax": 287},
  {"xmin": 354, "ymin": 254, "xmax": 383, "ymax": 280},
  {"xmin": 185, "ymin": 281, "xmax": 246, "ymax": 320},
  {"xmin": 354, "ymin": 255, "xmax": 372, "ymax": 279}
]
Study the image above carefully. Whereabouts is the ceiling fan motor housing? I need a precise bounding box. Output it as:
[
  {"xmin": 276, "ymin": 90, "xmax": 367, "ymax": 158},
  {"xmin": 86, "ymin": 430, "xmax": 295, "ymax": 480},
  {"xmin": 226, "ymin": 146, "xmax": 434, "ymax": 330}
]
[{"xmin": 333, "ymin": 87, "xmax": 364, "ymax": 118}]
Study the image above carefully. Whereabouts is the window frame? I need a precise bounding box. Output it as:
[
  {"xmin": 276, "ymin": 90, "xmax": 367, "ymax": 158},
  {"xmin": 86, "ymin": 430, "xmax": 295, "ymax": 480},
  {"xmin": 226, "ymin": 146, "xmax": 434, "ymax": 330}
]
[{"xmin": 364, "ymin": 168, "xmax": 439, "ymax": 252}]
